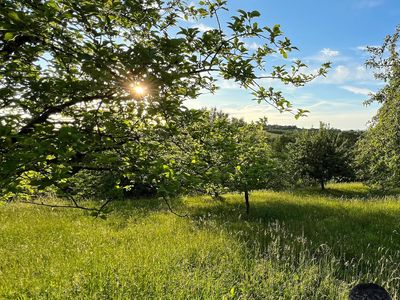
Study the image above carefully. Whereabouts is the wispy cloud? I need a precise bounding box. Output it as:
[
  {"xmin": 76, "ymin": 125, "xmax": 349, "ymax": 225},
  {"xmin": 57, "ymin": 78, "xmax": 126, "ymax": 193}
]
[
  {"xmin": 315, "ymin": 65, "xmax": 375, "ymax": 84},
  {"xmin": 311, "ymin": 65, "xmax": 350, "ymax": 84},
  {"xmin": 356, "ymin": 46, "xmax": 368, "ymax": 51},
  {"xmin": 193, "ymin": 23, "xmax": 214, "ymax": 32},
  {"xmin": 199, "ymin": 102, "xmax": 376, "ymax": 130},
  {"xmin": 306, "ymin": 48, "xmax": 348, "ymax": 62},
  {"xmin": 219, "ymin": 79, "xmax": 241, "ymax": 90},
  {"xmin": 341, "ymin": 85, "xmax": 374, "ymax": 96},
  {"xmin": 245, "ymin": 41, "xmax": 262, "ymax": 50},
  {"xmin": 354, "ymin": 45, "xmax": 380, "ymax": 53},
  {"xmin": 356, "ymin": 0, "xmax": 384, "ymax": 8},
  {"xmin": 321, "ymin": 48, "xmax": 340, "ymax": 57}
]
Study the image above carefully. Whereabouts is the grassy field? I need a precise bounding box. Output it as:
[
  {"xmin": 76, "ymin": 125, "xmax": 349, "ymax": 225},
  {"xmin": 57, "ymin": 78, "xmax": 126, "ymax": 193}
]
[{"xmin": 1, "ymin": 183, "xmax": 400, "ymax": 299}]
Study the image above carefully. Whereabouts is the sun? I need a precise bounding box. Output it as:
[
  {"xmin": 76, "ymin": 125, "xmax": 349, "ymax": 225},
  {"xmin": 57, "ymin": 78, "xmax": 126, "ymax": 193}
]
[{"xmin": 130, "ymin": 83, "xmax": 147, "ymax": 97}]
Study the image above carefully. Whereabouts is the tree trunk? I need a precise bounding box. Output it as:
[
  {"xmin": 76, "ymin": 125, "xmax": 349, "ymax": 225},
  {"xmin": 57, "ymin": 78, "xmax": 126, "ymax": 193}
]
[
  {"xmin": 244, "ymin": 189, "xmax": 250, "ymax": 214},
  {"xmin": 320, "ymin": 180, "xmax": 325, "ymax": 190}
]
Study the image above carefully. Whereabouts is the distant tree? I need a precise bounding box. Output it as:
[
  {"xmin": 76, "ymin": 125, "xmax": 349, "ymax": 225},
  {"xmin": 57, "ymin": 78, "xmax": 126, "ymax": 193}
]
[
  {"xmin": 288, "ymin": 123, "xmax": 354, "ymax": 190},
  {"xmin": 0, "ymin": 0, "xmax": 329, "ymax": 210},
  {"xmin": 355, "ymin": 26, "xmax": 400, "ymax": 189},
  {"xmin": 166, "ymin": 110, "xmax": 280, "ymax": 213}
]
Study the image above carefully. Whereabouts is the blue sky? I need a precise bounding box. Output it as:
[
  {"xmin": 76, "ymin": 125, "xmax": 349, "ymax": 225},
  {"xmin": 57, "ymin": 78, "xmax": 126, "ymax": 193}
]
[{"xmin": 185, "ymin": 0, "xmax": 400, "ymax": 130}]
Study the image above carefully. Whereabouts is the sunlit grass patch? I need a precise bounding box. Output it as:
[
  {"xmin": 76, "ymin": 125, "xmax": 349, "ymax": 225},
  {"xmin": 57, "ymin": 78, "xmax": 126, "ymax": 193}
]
[{"xmin": 0, "ymin": 183, "xmax": 399, "ymax": 299}]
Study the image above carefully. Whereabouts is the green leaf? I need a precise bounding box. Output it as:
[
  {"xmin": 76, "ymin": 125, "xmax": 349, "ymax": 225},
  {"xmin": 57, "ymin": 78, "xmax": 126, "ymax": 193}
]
[
  {"xmin": 4, "ymin": 32, "xmax": 14, "ymax": 41},
  {"xmin": 229, "ymin": 287, "xmax": 235, "ymax": 297},
  {"xmin": 249, "ymin": 10, "xmax": 261, "ymax": 18},
  {"xmin": 47, "ymin": 0, "xmax": 60, "ymax": 11},
  {"xmin": 237, "ymin": 9, "xmax": 247, "ymax": 16},
  {"xmin": 8, "ymin": 12, "xmax": 21, "ymax": 23}
]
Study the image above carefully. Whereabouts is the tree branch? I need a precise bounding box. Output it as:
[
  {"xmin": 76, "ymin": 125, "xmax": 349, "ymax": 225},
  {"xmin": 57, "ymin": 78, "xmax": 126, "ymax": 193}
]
[
  {"xmin": 18, "ymin": 93, "xmax": 113, "ymax": 135},
  {"xmin": 162, "ymin": 196, "xmax": 188, "ymax": 217}
]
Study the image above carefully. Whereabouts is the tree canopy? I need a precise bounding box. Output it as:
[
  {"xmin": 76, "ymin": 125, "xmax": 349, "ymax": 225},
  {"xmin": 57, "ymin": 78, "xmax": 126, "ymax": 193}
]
[
  {"xmin": 288, "ymin": 124, "xmax": 354, "ymax": 190},
  {"xmin": 0, "ymin": 0, "xmax": 329, "ymax": 210},
  {"xmin": 355, "ymin": 26, "xmax": 400, "ymax": 189}
]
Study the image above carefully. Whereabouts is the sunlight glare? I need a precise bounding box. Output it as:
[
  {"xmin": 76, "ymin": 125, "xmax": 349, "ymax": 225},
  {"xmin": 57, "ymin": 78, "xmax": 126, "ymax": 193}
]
[{"xmin": 130, "ymin": 83, "xmax": 147, "ymax": 97}]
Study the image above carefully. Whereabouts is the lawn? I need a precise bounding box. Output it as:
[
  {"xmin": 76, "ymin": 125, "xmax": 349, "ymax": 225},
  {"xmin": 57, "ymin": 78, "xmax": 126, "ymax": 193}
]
[{"xmin": 1, "ymin": 183, "xmax": 399, "ymax": 299}]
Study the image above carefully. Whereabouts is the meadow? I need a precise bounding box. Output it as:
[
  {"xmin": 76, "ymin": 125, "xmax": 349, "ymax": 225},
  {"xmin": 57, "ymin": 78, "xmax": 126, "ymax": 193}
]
[{"xmin": 1, "ymin": 183, "xmax": 400, "ymax": 299}]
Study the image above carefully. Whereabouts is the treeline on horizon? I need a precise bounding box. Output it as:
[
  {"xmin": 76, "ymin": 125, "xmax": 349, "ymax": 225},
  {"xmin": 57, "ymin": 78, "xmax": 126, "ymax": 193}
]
[{"xmin": 265, "ymin": 124, "xmax": 363, "ymax": 134}]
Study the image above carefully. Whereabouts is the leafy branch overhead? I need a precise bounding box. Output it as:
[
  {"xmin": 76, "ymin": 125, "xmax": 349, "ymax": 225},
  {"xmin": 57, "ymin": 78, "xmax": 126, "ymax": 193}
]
[{"xmin": 0, "ymin": 0, "xmax": 328, "ymax": 209}]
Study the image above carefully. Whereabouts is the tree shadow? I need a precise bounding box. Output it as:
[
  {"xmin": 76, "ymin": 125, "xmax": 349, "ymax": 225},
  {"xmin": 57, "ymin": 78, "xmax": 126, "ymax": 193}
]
[
  {"xmin": 100, "ymin": 188, "xmax": 400, "ymax": 295},
  {"xmin": 187, "ymin": 192, "xmax": 400, "ymax": 261},
  {"xmin": 290, "ymin": 184, "xmax": 400, "ymax": 200},
  {"xmin": 104, "ymin": 196, "xmax": 189, "ymax": 224},
  {"xmin": 105, "ymin": 186, "xmax": 400, "ymax": 262}
]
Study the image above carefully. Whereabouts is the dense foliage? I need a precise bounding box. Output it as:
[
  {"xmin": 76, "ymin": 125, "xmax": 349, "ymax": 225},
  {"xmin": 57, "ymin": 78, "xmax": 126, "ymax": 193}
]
[
  {"xmin": 288, "ymin": 124, "xmax": 354, "ymax": 190},
  {"xmin": 0, "ymin": 0, "xmax": 329, "ymax": 211},
  {"xmin": 355, "ymin": 26, "xmax": 400, "ymax": 189}
]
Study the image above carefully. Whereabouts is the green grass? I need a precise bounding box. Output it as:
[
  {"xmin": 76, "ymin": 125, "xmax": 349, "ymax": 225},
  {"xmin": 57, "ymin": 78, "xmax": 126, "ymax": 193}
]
[{"xmin": 1, "ymin": 183, "xmax": 400, "ymax": 299}]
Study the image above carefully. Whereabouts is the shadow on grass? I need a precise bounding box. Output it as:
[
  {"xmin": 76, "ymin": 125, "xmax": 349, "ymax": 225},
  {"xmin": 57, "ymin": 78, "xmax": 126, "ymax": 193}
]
[
  {"xmin": 185, "ymin": 193, "xmax": 400, "ymax": 261},
  {"xmin": 289, "ymin": 183, "xmax": 400, "ymax": 200},
  {"xmin": 105, "ymin": 185, "xmax": 400, "ymax": 262},
  {"xmin": 95, "ymin": 186, "xmax": 400, "ymax": 294},
  {"xmin": 107, "ymin": 196, "xmax": 188, "ymax": 220}
]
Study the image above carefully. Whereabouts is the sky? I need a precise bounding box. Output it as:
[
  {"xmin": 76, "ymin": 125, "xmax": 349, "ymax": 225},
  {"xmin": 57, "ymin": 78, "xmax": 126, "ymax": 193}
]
[{"xmin": 184, "ymin": 0, "xmax": 400, "ymax": 130}]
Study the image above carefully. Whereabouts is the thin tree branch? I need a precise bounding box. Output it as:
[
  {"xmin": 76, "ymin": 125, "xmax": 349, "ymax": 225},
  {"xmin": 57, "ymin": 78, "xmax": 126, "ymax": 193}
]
[
  {"xmin": 162, "ymin": 196, "xmax": 188, "ymax": 217},
  {"xmin": 17, "ymin": 200, "xmax": 99, "ymax": 211}
]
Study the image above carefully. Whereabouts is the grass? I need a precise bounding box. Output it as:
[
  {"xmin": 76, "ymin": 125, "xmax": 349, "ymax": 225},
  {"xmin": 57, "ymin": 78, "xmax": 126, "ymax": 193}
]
[{"xmin": 1, "ymin": 182, "xmax": 400, "ymax": 299}]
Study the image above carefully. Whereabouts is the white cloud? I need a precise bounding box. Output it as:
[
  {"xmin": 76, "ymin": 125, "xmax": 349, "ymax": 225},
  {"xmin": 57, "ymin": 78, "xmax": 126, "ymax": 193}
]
[
  {"xmin": 305, "ymin": 100, "xmax": 355, "ymax": 110},
  {"xmin": 328, "ymin": 65, "xmax": 351, "ymax": 83},
  {"xmin": 185, "ymin": 96, "xmax": 378, "ymax": 130},
  {"xmin": 214, "ymin": 103, "xmax": 376, "ymax": 130},
  {"xmin": 306, "ymin": 48, "xmax": 345, "ymax": 62},
  {"xmin": 321, "ymin": 48, "xmax": 340, "ymax": 57},
  {"xmin": 354, "ymin": 66, "xmax": 375, "ymax": 81},
  {"xmin": 313, "ymin": 65, "xmax": 351, "ymax": 84},
  {"xmin": 194, "ymin": 23, "xmax": 214, "ymax": 32},
  {"xmin": 356, "ymin": 46, "xmax": 368, "ymax": 51},
  {"xmin": 340, "ymin": 85, "xmax": 374, "ymax": 96},
  {"xmin": 315, "ymin": 64, "xmax": 376, "ymax": 84},
  {"xmin": 354, "ymin": 45, "xmax": 380, "ymax": 53},
  {"xmin": 238, "ymin": 104, "xmax": 376, "ymax": 130},
  {"xmin": 219, "ymin": 79, "xmax": 241, "ymax": 90},
  {"xmin": 245, "ymin": 42, "xmax": 262, "ymax": 50}
]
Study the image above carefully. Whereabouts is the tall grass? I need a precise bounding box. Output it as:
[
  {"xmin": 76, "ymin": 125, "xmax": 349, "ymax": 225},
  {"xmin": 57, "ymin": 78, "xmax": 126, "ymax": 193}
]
[{"xmin": 0, "ymin": 183, "xmax": 399, "ymax": 299}]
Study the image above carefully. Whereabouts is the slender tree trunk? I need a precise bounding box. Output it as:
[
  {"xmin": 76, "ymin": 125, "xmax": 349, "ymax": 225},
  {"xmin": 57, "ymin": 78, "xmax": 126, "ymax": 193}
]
[
  {"xmin": 213, "ymin": 191, "xmax": 223, "ymax": 201},
  {"xmin": 320, "ymin": 180, "xmax": 325, "ymax": 190},
  {"xmin": 244, "ymin": 189, "xmax": 250, "ymax": 214}
]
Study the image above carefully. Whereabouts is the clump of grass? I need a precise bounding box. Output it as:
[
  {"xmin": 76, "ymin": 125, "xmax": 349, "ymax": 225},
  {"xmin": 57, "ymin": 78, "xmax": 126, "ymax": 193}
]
[{"xmin": 0, "ymin": 183, "xmax": 399, "ymax": 299}]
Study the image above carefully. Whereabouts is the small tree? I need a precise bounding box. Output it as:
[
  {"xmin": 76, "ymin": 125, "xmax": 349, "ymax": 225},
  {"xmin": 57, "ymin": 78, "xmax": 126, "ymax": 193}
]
[
  {"xmin": 228, "ymin": 121, "xmax": 278, "ymax": 213},
  {"xmin": 173, "ymin": 109, "xmax": 237, "ymax": 198},
  {"xmin": 288, "ymin": 124, "xmax": 353, "ymax": 190}
]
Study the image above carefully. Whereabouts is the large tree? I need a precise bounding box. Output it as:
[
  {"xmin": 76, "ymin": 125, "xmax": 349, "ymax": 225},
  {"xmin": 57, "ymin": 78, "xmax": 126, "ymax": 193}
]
[
  {"xmin": 0, "ymin": 0, "xmax": 328, "ymax": 210},
  {"xmin": 355, "ymin": 26, "xmax": 400, "ymax": 189}
]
